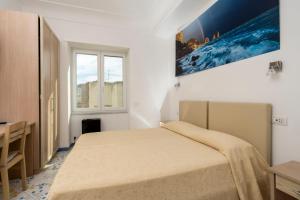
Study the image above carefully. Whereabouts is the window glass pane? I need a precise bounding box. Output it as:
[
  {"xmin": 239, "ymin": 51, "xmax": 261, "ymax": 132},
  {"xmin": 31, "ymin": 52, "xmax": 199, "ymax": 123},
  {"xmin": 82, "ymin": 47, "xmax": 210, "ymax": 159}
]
[
  {"xmin": 104, "ymin": 56, "xmax": 123, "ymax": 108},
  {"xmin": 76, "ymin": 53, "xmax": 99, "ymax": 109}
]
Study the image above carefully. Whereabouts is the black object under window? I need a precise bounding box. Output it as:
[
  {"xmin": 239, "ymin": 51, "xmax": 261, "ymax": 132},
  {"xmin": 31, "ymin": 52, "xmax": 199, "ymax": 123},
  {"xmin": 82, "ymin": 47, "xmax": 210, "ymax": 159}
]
[{"xmin": 82, "ymin": 118, "xmax": 101, "ymax": 134}]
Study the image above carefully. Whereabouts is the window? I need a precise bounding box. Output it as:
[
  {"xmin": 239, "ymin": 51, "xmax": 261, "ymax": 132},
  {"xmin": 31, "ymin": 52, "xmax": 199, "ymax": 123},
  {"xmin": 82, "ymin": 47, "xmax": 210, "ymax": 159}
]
[
  {"xmin": 103, "ymin": 56, "xmax": 124, "ymax": 109},
  {"xmin": 73, "ymin": 50, "xmax": 126, "ymax": 113},
  {"xmin": 75, "ymin": 53, "xmax": 99, "ymax": 109}
]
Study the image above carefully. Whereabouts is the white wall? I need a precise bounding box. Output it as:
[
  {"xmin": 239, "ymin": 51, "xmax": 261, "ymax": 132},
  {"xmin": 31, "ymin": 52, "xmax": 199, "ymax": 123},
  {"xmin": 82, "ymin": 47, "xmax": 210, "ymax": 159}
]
[
  {"xmin": 163, "ymin": 0, "xmax": 300, "ymax": 165},
  {"xmin": 0, "ymin": 0, "xmax": 21, "ymax": 10},
  {"xmin": 71, "ymin": 113, "xmax": 129, "ymax": 140},
  {"xmin": 58, "ymin": 41, "xmax": 72, "ymax": 147},
  {"xmin": 47, "ymin": 18, "xmax": 171, "ymax": 146}
]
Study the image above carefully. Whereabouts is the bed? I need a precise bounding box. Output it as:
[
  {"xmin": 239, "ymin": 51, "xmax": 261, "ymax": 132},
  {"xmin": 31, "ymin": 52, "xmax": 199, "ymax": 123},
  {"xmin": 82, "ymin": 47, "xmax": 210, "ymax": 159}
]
[{"xmin": 48, "ymin": 101, "xmax": 272, "ymax": 200}]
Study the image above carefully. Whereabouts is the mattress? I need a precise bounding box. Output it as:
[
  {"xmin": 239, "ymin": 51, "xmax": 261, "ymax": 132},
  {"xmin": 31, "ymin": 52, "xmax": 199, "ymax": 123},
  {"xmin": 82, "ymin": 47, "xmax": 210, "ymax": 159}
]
[{"xmin": 48, "ymin": 122, "xmax": 269, "ymax": 200}]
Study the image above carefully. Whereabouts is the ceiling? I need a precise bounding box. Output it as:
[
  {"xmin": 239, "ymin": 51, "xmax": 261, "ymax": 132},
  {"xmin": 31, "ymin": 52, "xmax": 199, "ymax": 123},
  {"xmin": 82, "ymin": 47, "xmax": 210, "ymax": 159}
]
[
  {"xmin": 21, "ymin": 0, "xmax": 215, "ymax": 36},
  {"xmin": 39, "ymin": 0, "xmax": 177, "ymax": 18}
]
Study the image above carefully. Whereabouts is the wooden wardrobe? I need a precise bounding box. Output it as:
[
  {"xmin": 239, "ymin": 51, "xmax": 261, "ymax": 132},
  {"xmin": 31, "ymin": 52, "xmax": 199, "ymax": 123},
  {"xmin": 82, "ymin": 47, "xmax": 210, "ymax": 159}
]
[{"xmin": 0, "ymin": 10, "xmax": 59, "ymax": 174}]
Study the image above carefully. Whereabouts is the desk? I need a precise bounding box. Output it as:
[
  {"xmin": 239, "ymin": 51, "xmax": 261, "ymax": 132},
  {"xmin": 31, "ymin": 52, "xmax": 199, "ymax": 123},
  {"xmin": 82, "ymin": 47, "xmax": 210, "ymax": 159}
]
[{"xmin": 0, "ymin": 123, "xmax": 35, "ymax": 177}]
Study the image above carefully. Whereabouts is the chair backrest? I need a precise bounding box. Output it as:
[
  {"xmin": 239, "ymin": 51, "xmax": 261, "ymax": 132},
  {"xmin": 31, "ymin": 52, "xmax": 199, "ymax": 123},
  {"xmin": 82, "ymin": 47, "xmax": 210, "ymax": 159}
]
[{"xmin": 0, "ymin": 121, "xmax": 27, "ymax": 166}]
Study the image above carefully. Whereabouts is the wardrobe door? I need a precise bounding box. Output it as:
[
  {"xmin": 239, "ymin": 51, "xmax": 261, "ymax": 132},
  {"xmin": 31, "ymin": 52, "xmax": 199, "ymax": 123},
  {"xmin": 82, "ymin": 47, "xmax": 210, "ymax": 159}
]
[
  {"xmin": 40, "ymin": 18, "xmax": 60, "ymax": 167},
  {"xmin": 40, "ymin": 18, "xmax": 52, "ymax": 167},
  {"xmin": 50, "ymin": 32, "xmax": 59, "ymax": 154}
]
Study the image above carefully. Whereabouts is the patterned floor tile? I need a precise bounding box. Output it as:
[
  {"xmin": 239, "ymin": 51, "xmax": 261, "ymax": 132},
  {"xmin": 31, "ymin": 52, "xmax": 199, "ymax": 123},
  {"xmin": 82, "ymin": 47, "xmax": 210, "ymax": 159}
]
[{"xmin": 0, "ymin": 150, "xmax": 69, "ymax": 200}]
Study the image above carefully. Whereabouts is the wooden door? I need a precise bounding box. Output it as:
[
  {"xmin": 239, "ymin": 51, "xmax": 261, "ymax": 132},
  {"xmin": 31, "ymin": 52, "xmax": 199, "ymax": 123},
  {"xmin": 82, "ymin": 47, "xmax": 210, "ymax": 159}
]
[
  {"xmin": 0, "ymin": 10, "xmax": 40, "ymax": 174},
  {"xmin": 40, "ymin": 18, "xmax": 59, "ymax": 167}
]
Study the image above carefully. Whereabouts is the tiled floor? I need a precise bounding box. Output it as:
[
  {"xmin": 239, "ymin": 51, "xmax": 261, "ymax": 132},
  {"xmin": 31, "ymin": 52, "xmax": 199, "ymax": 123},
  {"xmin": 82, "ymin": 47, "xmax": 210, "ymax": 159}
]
[{"xmin": 0, "ymin": 151, "xmax": 69, "ymax": 200}]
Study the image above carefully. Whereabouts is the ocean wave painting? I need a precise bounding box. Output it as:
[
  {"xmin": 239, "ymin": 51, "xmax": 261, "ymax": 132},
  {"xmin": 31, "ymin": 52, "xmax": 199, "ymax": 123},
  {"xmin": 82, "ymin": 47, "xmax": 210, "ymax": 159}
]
[{"xmin": 176, "ymin": 0, "xmax": 280, "ymax": 76}]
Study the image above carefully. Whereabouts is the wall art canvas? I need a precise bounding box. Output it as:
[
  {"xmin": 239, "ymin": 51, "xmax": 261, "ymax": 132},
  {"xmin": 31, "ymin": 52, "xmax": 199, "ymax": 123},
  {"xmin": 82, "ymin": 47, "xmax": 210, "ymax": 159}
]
[{"xmin": 176, "ymin": 0, "xmax": 280, "ymax": 76}]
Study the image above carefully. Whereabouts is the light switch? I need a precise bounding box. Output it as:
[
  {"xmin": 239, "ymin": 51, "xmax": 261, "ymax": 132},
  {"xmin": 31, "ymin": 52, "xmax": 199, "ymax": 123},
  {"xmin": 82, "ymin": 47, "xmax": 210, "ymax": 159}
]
[{"xmin": 272, "ymin": 116, "xmax": 288, "ymax": 126}]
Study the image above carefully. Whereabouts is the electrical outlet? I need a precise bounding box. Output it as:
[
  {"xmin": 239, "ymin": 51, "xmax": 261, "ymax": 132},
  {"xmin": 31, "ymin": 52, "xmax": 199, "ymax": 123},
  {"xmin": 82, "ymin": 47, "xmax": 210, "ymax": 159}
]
[{"xmin": 272, "ymin": 116, "xmax": 288, "ymax": 126}]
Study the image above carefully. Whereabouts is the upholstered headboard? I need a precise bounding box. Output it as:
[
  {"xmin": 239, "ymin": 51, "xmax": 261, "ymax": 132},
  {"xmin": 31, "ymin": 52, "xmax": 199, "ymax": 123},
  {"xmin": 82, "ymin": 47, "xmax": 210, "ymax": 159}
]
[
  {"xmin": 179, "ymin": 101, "xmax": 272, "ymax": 164},
  {"xmin": 179, "ymin": 101, "xmax": 208, "ymax": 128}
]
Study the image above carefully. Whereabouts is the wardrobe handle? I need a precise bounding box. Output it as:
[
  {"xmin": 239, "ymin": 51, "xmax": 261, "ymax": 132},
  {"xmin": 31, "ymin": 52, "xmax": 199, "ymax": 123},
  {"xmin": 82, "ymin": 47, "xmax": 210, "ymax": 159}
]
[{"xmin": 51, "ymin": 98, "xmax": 55, "ymax": 111}]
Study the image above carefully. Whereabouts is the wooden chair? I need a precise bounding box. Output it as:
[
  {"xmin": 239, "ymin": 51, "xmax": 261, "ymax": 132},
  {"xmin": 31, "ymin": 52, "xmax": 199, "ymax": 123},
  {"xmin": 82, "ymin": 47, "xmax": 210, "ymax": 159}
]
[{"xmin": 0, "ymin": 122, "xmax": 27, "ymax": 200}]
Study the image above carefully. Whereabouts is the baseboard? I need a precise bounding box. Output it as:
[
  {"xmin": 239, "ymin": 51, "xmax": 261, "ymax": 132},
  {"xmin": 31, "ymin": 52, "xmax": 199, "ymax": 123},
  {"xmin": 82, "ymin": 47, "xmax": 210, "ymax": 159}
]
[{"xmin": 57, "ymin": 143, "xmax": 74, "ymax": 152}]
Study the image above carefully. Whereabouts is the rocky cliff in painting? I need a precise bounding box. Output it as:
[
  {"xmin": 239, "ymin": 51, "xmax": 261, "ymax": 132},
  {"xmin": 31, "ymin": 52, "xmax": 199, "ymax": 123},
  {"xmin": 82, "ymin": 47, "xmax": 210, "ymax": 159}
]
[{"xmin": 176, "ymin": 31, "xmax": 221, "ymax": 75}]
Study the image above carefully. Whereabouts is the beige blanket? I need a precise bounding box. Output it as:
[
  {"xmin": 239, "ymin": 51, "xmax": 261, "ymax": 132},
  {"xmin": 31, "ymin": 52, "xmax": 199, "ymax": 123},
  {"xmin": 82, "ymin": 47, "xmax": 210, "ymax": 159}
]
[
  {"xmin": 162, "ymin": 121, "xmax": 270, "ymax": 200},
  {"xmin": 48, "ymin": 122, "xmax": 269, "ymax": 200}
]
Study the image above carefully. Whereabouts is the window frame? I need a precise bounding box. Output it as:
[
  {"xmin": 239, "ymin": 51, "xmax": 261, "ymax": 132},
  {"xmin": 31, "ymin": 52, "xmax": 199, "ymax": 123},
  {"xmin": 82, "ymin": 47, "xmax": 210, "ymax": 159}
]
[{"xmin": 72, "ymin": 49, "xmax": 127, "ymax": 114}]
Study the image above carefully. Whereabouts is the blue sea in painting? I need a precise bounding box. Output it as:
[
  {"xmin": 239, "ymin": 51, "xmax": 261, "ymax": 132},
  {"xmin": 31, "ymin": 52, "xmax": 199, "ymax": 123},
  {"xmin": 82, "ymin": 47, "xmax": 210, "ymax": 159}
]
[{"xmin": 176, "ymin": 7, "xmax": 280, "ymax": 76}]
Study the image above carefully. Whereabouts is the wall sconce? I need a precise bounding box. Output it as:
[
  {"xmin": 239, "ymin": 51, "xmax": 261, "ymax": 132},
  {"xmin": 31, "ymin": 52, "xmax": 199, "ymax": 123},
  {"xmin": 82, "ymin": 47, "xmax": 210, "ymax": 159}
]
[
  {"xmin": 174, "ymin": 82, "xmax": 181, "ymax": 88},
  {"xmin": 267, "ymin": 61, "xmax": 283, "ymax": 76}
]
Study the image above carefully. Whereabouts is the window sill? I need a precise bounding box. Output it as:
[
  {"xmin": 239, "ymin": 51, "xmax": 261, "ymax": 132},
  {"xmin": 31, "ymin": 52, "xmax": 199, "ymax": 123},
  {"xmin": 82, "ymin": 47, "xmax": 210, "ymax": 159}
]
[{"xmin": 71, "ymin": 110, "xmax": 128, "ymax": 115}]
